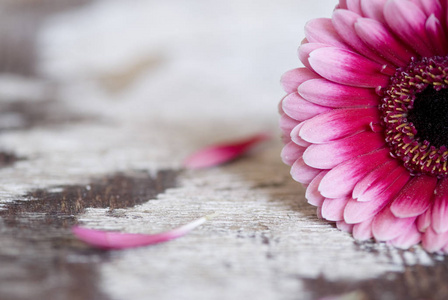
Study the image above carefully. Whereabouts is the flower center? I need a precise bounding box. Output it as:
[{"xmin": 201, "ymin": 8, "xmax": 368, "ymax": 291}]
[{"xmin": 380, "ymin": 56, "xmax": 448, "ymax": 177}]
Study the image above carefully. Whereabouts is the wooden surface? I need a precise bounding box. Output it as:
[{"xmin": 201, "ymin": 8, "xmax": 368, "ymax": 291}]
[{"xmin": 1, "ymin": 1, "xmax": 448, "ymax": 299}]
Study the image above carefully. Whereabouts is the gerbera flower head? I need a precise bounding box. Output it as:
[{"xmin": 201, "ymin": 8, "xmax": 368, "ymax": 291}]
[{"xmin": 280, "ymin": 0, "xmax": 448, "ymax": 253}]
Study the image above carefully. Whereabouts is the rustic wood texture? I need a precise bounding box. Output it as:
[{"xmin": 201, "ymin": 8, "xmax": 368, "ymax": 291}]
[{"xmin": 0, "ymin": 1, "xmax": 448, "ymax": 300}]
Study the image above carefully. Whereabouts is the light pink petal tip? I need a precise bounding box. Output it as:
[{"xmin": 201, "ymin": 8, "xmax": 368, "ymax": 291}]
[
  {"xmin": 72, "ymin": 214, "xmax": 215, "ymax": 250},
  {"xmin": 183, "ymin": 133, "xmax": 271, "ymax": 169}
]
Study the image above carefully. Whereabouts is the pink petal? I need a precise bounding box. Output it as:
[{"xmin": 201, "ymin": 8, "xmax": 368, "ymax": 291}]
[
  {"xmin": 352, "ymin": 160, "xmax": 399, "ymax": 200},
  {"xmin": 306, "ymin": 171, "xmax": 328, "ymax": 206},
  {"xmin": 299, "ymin": 107, "xmax": 379, "ymax": 144},
  {"xmin": 425, "ymin": 14, "xmax": 448, "ymax": 56},
  {"xmin": 390, "ymin": 176, "xmax": 437, "ymax": 218},
  {"xmin": 355, "ymin": 18, "xmax": 415, "ymax": 66},
  {"xmin": 372, "ymin": 206, "xmax": 416, "ymax": 241},
  {"xmin": 72, "ymin": 215, "xmax": 212, "ymax": 250},
  {"xmin": 318, "ymin": 148, "xmax": 390, "ymax": 198},
  {"xmin": 346, "ymin": 0, "xmax": 363, "ymax": 15},
  {"xmin": 280, "ymin": 68, "xmax": 320, "ymax": 94},
  {"xmin": 279, "ymin": 113, "xmax": 299, "ymax": 142},
  {"xmin": 384, "ymin": 0, "xmax": 433, "ymax": 57},
  {"xmin": 338, "ymin": 0, "xmax": 348, "ymax": 9},
  {"xmin": 332, "ymin": 9, "xmax": 389, "ymax": 65},
  {"xmin": 303, "ymin": 131, "xmax": 386, "ymax": 169},
  {"xmin": 290, "ymin": 122, "xmax": 311, "ymax": 147},
  {"xmin": 308, "ymin": 47, "xmax": 390, "ymax": 88},
  {"xmin": 336, "ymin": 220, "xmax": 354, "ymax": 233},
  {"xmin": 183, "ymin": 133, "xmax": 270, "ymax": 169},
  {"xmin": 298, "ymin": 78, "xmax": 379, "ymax": 108},
  {"xmin": 356, "ymin": 165, "xmax": 410, "ymax": 202},
  {"xmin": 389, "ymin": 223, "xmax": 421, "ymax": 249},
  {"xmin": 304, "ymin": 18, "xmax": 349, "ymax": 49},
  {"xmin": 298, "ymin": 43, "xmax": 331, "ymax": 71},
  {"xmin": 321, "ymin": 197, "xmax": 351, "ymax": 221},
  {"xmin": 282, "ymin": 92, "xmax": 332, "ymax": 121},
  {"xmin": 417, "ymin": 206, "xmax": 432, "ymax": 233},
  {"xmin": 281, "ymin": 142, "xmax": 305, "ymax": 166},
  {"xmin": 353, "ymin": 218, "xmax": 373, "ymax": 240},
  {"xmin": 360, "ymin": 0, "xmax": 387, "ymax": 23},
  {"xmin": 422, "ymin": 227, "xmax": 448, "ymax": 253},
  {"xmin": 411, "ymin": 0, "xmax": 443, "ymax": 19},
  {"xmin": 344, "ymin": 168, "xmax": 410, "ymax": 223},
  {"xmin": 431, "ymin": 179, "xmax": 448, "ymax": 233},
  {"xmin": 290, "ymin": 157, "xmax": 321, "ymax": 184}
]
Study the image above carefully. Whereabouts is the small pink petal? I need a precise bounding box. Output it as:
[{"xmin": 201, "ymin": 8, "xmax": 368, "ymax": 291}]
[
  {"xmin": 298, "ymin": 43, "xmax": 331, "ymax": 71},
  {"xmin": 183, "ymin": 133, "xmax": 270, "ymax": 169},
  {"xmin": 390, "ymin": 175, "xmax": 437, "ymax": 218},
  {"xmin": 336, "ymin": 220, "xmax": 354, "ymax": 233},
  {"xmin": 360, "ymin": 0, "xmax": 387, "ymax": 23},
  {"xmin": 372, "ymin": 206, "xmax": 416, "ymax": 241},
  {"xmin": 279, "ymin": 113, "xmax": 299, "ymax": 142},
  {"xmin": 304, "ymin": 18, "xmax": 349, "ymax": 49},
  {"xmin": 422, "ymin": 227, "xmax": 448, "ymax": 253},
  {"xmin": 384, "ymin": 0, "xmax": 433, "ymax": 57},
  {"xmin": 282, "ymin": 92, "xmax": 332, "ymax": 121},
  {"xmin": 389, "ymin": 223, "xmax": 421, "ymax": 249},
  {"xmin": 321, "ymin": 197, "xmax": 351, "ymax": 221},
  {"xmin": 308, "ymin": 47, "xmax": 390, "ymax": 88},
  {"xmin": 346, "ymin": 0, "xmax": 363, "ymax": 15},
  {"xmin": 298, "ymin": 78, "xmax": 379, "ymax": 108},
  {"xmin": 305, "ymin": 170, "xmax": 328, "ymax": 206},
  {"xmin": 318, "ymin": 148, "xmax": 390, "ymax": 198},
  {"xmin": 290, "ymin": 157, "xmax": 321, "ymax": 184},
  {"xmin": 299, "ymin": 107, "xmax": 379, "ymax": 144},
  {"xmin": 281, "ymin": 142, "xmax": 305, "ymax": 166},
  {"xmin": 290, "ymin": 122, "xmax": 312, "ymax": 147},
  {"xmin": 417, "ymin": 205, "xmax": 432, "ymax": 233},
  {"xmin": 280, "ymin": 68, "xmax": 320, "ymax": 94},
  {"xmin": 425, "ymin": 14, "xmax": 448, "ymax": 56},
  {"xmin": 353, "ymin": 218, "xmax": 373, "ymax": 241},
  {"xmin": 431, "ymin": 179, "xmax": 448, "ymax": 233},
  {"xmin": 72, "ymin": 215, "xmax": 213, "ymax": 250}
]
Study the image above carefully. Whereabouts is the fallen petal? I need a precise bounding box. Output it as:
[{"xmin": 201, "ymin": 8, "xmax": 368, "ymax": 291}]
[
  {"xmin": 72, "ymin": 214, "xmax": 214, "ymax": 250},
  {"xmin": 183, "ymin": 133, "xmax": 270, "ymax": 169}
]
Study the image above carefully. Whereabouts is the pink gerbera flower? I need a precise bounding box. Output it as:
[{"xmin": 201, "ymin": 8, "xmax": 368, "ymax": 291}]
[{"xmin": 280, "ymin": 0, "xmax": 448, "ymax": 253}]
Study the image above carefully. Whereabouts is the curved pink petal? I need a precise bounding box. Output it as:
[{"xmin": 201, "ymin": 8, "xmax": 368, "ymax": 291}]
[
  {"xmin": 279, "ymin": 113, "xmax": 299, "ymax": 141},
  {"xmin": 346, "ymin": 0, "xmax": 363, "ymax": 15},
  {"xmin": 72, "ymin": 215, "xmax": 211, "ymax": 250},
  {"xmin": 384, "ymin": 0, "xmax": 433, "ymax": 57},
  {"xmin": 280, "ymin": 68, "xmax": 320, "ymax": 93},
  {"xmin": 332, "ymin": 9, "xmax": 389, "ymax": 65},
  {"xmin": 360, "ymin": 0, "xmax": 387, "ymax": 23},
  {"xmin": 318, "ymin": 148, "xmax": 390, "ymax": 198},
  {"xmin": 390, "ymin": 175, "xmax": 437, "ymax": 218},
  {"xmin": 431, "ymin": 179, "xmax": 448, "ymax": 233},
  {"xmin": 417, "ymin": 206, "xmax": 432, "ymax": 232},
  {"xmin": 356, "ymin": 165, "xmax": 410, "ymax": 202},
  {"xmin": 282, "ymin": 92, "xmax": 332, "ymax": 121},
  {"xmin": 321, "ymin": 197, "xmax": 351, "ymax": 221},
  {"xmin": 281, "ymin": 142, "xmax": 305, "ymax": 166},
  {"xmin": 389, "ymin": 223, "xmax": 421, "ymax": 249},
  {"xmin": 306, "ymin": 170, "xmax": 328, "ymax": 206},
  {"xmin": 183, "ymin": 133, "xmax": 270, "ymax": 169},
  {"xmin": 308, "ymin": 47, "xmax": 390, "ymax": 88},
  {"xmin": 344, "ymin": 169, "xmax": 411, "ymax": 224},
  {"xmin": 338, "ymin": 0, "xmax": 348, "ymax": 9},
  {"xmin": 425, "ymin": 14, "xmax": 448, "ymax": 56},
  {"xmin": 298, "ymin": 78, "xmax": 379, "ymax": 108},
  {"xmin": 372, "ymin": 206, "xmax": 416, "ymax": 241},
  {"xmin": 305, "ymin": 18, "xmax": 349, "ymax": 49},
  {"xmin": 290, "ymin": 122, "xmax": 311, "ymax": 147},
  {"xmin": 298, "ymin": 43, "xmax": 331, "ymax": 71},
  {"xmin": 299, "ymin": 107, "xmax": 379, "ymax": 144},
  {"xmin": 422, "ymin": 227, "xmax": 448, "ymax": 253},
  {"xmin": 352, "ymin": 160, "xmax": 399, "ymax": 200},
  {"xmin": 355, "ymin": 18, "xmax": 415, "ymax": 66},
  {"xmin": 353, "ymin": 218, "xmax": 373, "ymax": 240},
  {"xmin": 337, "ymin": 220, "xmax": 354, "ymax": 233},
  {"xmin": 411, "ymin": 0, "xmax": 443, "ymax": 19},
  {"xmin": 303, "ymin": 131, "xmax": 385, "ymax": 169},
  {"xmin": 290, "ymin": 157, "xmax": 321, "ymax": 184}
]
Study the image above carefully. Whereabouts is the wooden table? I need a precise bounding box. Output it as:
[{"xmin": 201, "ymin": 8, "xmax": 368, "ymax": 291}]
[{"xmin": 0, "ymin": 1, "xmax": 447, "ymax": 299}]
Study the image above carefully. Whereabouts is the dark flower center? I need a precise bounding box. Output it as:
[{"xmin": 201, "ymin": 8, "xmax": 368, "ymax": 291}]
[
  {"xmin": 380, "ymin": 56, "xmax": 448, "ymax": 177},
  {"xmin": 407, "ymin": 86, "xmax": 448, "ymax": 148}
]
